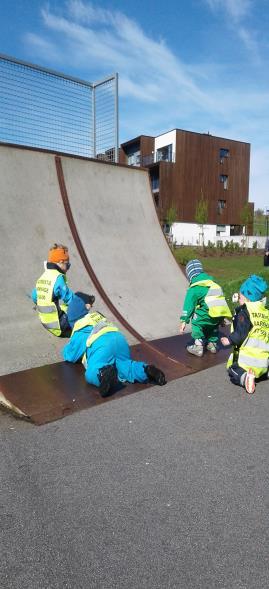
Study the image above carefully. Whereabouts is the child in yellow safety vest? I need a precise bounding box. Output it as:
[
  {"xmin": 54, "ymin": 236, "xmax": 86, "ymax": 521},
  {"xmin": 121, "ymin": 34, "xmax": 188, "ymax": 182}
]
[
  {"xmin": 179, "ymin": 259, "xmax": 232, "ymax": 357},
  {"xmin": 62, "ymin": 292, "xmax": 166, "ymax": 398},
  {"xmin": 31, "ymin": 243, "xmax": 76, "ymax": 337},
  {"xmin": 221, "ymin": 275, "xmax": 269, "ymax": 394}
]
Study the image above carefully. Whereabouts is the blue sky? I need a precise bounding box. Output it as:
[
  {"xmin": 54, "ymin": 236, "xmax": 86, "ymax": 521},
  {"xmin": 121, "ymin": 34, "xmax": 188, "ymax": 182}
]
[{"xmin": 1, "ymin": 0, "xmax": 269, "ymax": 209}]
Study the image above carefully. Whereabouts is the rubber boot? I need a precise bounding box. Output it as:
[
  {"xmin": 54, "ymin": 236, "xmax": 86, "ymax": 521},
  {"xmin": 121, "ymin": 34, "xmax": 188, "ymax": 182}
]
[
  {"xmin": 145, "ymin": 365, "xmax": 166, "ymax": 386},
  {"xmin": 206, "ymin": 342, "xmax": 217, "ymax": 354},
  {"xmin": 98, "ymin": 364, "xmax": 118, "ymax": 398},
  {"xmin": 187, "ymin": 339, "xmax": 203, "ymax": 357}
]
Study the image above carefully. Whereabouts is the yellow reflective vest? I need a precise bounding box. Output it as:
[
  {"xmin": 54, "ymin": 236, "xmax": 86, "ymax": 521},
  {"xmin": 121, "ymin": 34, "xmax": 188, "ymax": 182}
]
[
  {"xmin": 227, "ymin": 301, "xmax": 269, "ymax": 378},
  {"xmin": 190, "ymin": 279, "xmax": 232, "ymax": 319},
  {"xmin": 36, "ymin": 268, "xmax": 67, "ymax": 336},
  {"xmin": 71, "ymin": 312, "xmax": 119, "ymax": 369}
]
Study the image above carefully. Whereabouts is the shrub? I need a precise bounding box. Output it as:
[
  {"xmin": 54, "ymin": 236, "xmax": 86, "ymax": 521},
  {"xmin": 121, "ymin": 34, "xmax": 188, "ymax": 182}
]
[
  {"xmin": 206, "ymin": 240, "xmax": 216, "ymax": 256},
  {"xmin": 234, "ymin": 242, "xmax": 240, "ymax": 253}
]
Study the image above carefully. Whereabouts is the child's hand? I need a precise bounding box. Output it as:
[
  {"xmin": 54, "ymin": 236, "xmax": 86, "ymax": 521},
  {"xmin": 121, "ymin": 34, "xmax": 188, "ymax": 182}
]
[
  {"xmin": 179, "ymin": 322, "xmax": 186, "ymax": 333},
  {"xmin": 232, "ymin": 292, "xmax": 239, "ymax": 303},
  {"xmin": 220, "ymin": 318, "xmax": 231, "ymax": 327},
  {"xmin": 221, "ymin": 336, "xmax": 230, "ymax": 346}
]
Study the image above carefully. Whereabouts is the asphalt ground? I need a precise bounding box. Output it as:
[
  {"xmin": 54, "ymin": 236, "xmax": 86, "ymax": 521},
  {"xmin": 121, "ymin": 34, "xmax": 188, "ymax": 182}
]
[{"xmin": 1, "ymin": 364, "xmax": 269, "ymax": 589}]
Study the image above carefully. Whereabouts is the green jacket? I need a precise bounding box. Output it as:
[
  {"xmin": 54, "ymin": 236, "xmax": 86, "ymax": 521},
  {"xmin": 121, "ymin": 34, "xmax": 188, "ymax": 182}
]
[{"xmin": 180, "ymin": 272, "xmax": 222, "ymax": 325}]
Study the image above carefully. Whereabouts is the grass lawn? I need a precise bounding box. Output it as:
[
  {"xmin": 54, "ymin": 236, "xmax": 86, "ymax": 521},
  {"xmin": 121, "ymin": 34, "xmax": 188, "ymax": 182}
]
[
  {"xmin": 173, "ymin": 248, "xmax": 269, "ymax": 307},
  {"xmin": 195, "ymin": 255, "xmax": 265, "ymax": 283}
]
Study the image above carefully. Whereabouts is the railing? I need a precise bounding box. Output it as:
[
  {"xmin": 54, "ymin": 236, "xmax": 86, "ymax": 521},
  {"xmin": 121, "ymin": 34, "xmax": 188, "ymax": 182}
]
[
  {"xmin": 141, "ymin": 152, "xmax": 175, "ymax": 166},
  {"xmin": 0, "ymin": 54, "xmax": 119, "ymax": 161}
]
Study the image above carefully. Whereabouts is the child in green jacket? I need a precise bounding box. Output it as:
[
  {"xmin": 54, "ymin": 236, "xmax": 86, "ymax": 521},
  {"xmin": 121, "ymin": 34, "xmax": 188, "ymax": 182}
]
[{"xmin": 179, "ymin": 259, "xmax": 232, "ymax": 357}]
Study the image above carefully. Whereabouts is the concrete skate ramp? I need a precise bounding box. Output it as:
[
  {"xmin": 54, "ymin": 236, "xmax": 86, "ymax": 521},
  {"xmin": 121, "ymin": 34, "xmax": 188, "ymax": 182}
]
[
  {"xmin": 0, "ymin": 143, "xmax": 187, "ymax": 376},
  {"xmin": 0, "ymin": 144, "xmax": 135, "ymax": 376},
  {"xmin": 60, "ymin": 155, "xmax": 187, "ymax": 339}
]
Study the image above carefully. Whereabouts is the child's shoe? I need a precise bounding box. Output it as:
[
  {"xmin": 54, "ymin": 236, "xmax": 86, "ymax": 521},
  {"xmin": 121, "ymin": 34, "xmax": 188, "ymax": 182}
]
[
  {"xmin": 206, "ymin": 342, "xmax": 217, "ymax": 354},
  {"xmin": 145, "ymin": 365, "xmax": 166, "ymax": 386},
  {"xmin": 244, "ymin": 369, "xmax": 256, "ymax": 395},
  {"xmin": 187, "ymin": 340, "xmax": 203, "ymax": 357},
  {"xmin": 98, "ymin": 364, "xmax": 118, "ymax": 398}
]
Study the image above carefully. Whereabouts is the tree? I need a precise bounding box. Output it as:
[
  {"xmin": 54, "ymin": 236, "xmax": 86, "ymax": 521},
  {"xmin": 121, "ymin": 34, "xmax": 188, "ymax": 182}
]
[
  {"xmin": 164, "ymin": 205, "xmax": 177, "ymax": 248},
  {"xmin": 254, "ymin": 208, "xmax": 266, "ymax": 236},
  {"xmin": 165, "ymin": 205, "xmax": 177, "ymax": 228},
  {"xmin": 240, "ymin": 203, "xmax": 253, "ymax": 248},
  {"xmin": 195, "ymin": 190, "xmax": 208, "ymax": 248}
]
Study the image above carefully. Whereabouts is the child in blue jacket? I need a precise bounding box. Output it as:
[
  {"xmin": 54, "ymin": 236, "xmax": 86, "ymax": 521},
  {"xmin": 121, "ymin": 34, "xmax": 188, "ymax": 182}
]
[{"xmin": 62, "ymin": 292, "xmax": 166, "ymax": 397}]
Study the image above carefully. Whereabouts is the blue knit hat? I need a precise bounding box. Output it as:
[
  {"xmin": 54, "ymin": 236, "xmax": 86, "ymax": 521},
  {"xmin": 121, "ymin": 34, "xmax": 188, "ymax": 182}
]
[
  {"xmin": 67, "ymin": 293, "xmax": 89, "ymax": 328},
  {"xmin": 185, "ymin": 259, "xmax": 203, "ymax": 283},
  {"xmin": 240, "ymin": 275, "xmax": 267, "ymax": 302}
]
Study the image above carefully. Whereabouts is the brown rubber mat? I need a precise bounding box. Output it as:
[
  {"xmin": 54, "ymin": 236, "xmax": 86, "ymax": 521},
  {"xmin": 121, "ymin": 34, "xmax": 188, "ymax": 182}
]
[
  {"xmin": 150, "ymin": 331, "xmax": 230, "ymax": 371},
  {"xmin": 0, "ymin": 334, "xmax": 230, "ymax": 425}
]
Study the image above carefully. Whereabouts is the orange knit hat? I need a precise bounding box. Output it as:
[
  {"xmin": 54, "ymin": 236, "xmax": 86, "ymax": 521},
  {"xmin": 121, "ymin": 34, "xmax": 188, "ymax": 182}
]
[{"xmin": 48, "ymin": 243, "xmax": 69, "ymax": 263}]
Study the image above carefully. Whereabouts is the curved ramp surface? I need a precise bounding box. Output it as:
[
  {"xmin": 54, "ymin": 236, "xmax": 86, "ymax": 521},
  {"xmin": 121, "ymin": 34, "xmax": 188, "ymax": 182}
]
[{"xmin": 61, "ymin": 155, "xmax": 187, "ymax": 339}]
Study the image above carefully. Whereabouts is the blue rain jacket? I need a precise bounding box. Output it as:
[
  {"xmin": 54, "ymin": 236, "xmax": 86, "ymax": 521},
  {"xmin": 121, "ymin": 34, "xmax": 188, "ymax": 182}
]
[
  {"xmin": 31, "ymin": 273, "xmax": 73, "ymax": 306},
  {"xmin": 62, "ymin": 323, "xmax": 148, "ymax": 387}
]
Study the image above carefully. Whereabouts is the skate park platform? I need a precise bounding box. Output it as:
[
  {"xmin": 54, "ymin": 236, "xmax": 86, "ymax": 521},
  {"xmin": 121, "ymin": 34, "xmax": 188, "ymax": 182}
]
[
  {"xmin": 0, "ymin": 142, "xmax": 229, "ymax": 423},
  {"xmin": 0, "ymin": 334, "xmax": 230, "ymax": 425}
]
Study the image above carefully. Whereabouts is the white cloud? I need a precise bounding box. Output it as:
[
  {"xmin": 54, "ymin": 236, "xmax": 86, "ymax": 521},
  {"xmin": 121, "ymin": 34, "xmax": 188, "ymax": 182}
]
[
  {"xmin": 205, "ymin": 0, "xmax": 252, "ymax": 22},
  {"xmin": 67, "ymin": 0, "xmax": 111, "ymax": 24},
  {"xmin": 205, "ymin": 0, "xmax": 260, "ymax": 61},
  {"xmin": 30, "ymin": 0, "xmax": 261, "ymax": 120},
  {"xmin": 24, "ymin": 32, "xmax": 62, "ymax": 63}
]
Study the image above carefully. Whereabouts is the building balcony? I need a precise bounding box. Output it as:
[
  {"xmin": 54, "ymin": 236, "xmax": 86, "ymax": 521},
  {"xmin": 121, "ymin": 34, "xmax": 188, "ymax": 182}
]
[{"xmin": 140, "ymin": 152, "xmax": 175, "ymax": 166}]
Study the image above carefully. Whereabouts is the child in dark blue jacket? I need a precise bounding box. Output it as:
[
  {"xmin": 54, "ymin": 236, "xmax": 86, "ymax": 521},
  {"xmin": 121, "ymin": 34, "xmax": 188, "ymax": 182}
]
[{"xmin": 62, "ymin": 293, "xmax": 166, "ymax": 397}]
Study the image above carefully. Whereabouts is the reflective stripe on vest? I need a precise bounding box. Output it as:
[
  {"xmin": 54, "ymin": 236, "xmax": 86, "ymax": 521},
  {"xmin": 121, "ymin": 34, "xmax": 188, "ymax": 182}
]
[
  {"xmin": 227, "ymin": 301, "xmax": 269, "ymax": 377},
  {"xmin": 71, "ymin": 312, "xmax": 119, "ymax": 369},
  {"xmin": 36, "ymin": 305, "xmax": 56, "ymax": 313},
  {"xmin": 36, "ymin": 269, "xmax": 65, "ymax": 336},
  {"xmin": 72, "ymin": 312, "xmax": 109, "ymax": 335},
  {"xmin": 190, "ymin": 279, "xmax": 232, "ymax": 319}
]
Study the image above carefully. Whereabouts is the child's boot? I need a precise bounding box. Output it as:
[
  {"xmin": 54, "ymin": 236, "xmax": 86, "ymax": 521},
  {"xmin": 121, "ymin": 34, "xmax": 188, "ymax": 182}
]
[
  {"xmin": 243, "ymin": 369, "xmax": 256, "ymax": 394},
  {"xmin": 145, "ymin": 365, "xmax": 166, "ymax": 385},
  {"xmin": 206, "ymin": 342, "xmax": 217, "ymax": 354},
  {"xmin": 187, "ymin": 339, "xmax": 203, "ymax": 357},
  {"xmin": 98, "ymin": 364, "xmax": 118, "ymax": 398}
]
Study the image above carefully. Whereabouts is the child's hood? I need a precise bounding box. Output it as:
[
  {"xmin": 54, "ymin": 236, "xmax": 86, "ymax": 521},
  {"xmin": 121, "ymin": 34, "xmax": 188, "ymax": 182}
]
[{"xmin": 190, "ymin": 272, "xmax": 214, "ymax": 285}]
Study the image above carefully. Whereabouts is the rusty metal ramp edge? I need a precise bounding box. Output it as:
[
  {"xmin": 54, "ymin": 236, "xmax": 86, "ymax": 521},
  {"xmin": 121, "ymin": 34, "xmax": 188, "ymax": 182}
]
[{"xmin": 0, "ymin": 336, "xmax": 230, "ymax": 426}]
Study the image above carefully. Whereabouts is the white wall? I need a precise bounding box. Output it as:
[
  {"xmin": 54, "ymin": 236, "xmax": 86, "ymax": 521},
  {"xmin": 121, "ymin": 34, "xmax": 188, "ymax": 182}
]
[
  {"xmin": 171, "ymin": 222, "xmax": 266, "ymax": 248},
  {"xmin": 171, "ymin": 222, "xmax": 220, "ymax": 246},
  {"xmin": 154, "ymin": 130, "xmax": 176, "ymax": 161}
]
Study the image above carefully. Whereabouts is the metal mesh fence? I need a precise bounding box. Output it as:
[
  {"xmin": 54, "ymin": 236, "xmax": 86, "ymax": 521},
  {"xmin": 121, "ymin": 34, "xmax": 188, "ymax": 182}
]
[
  {"xmin": 95, "ymin": 77, "xmax": 118, "ymax": 162},
  {"xmin": 0, "ymin": 54, "xmax": 118, "ymax": 161}
]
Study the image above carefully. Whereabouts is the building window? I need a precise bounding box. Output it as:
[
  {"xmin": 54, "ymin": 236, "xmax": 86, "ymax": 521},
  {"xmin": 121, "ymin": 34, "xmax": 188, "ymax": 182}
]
[
  {"xmin": 128, "ymin": 151, "xmax": 140, "ymax": 166},
  {"xmin": 151, "ymin": 176, "xmax": 159, "ymax": 191},
  {"xmin": 216, "ymin": 224, "xmax": 226, "ymax": 236},
  {"xmin": 163, "ymin": 223, "xmax": 170, "ymax": 234},
  {"xmin": 219, "ymin": 148, "xmax": 229, "ymax": 163},
  {"xmin": 156, "ymin": 144, "xmax": 173, "ymax": 162},
  {"xmin": 217, "ymin": 199, "xmax": 226, "ymax": 214},
  {"xmin": 230, "ymin": 225, "xmax": 243, "ymax": 236},
  {"xmin": 219, "ymin": 175, "xmax": 228, "ymax": 189}
]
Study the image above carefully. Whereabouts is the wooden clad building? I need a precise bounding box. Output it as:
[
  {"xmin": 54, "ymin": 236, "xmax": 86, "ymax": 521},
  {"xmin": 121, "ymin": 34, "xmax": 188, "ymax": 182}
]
[{"xmin": 120, "ymin": 129, "xmax": 252, "ymax": 234}]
